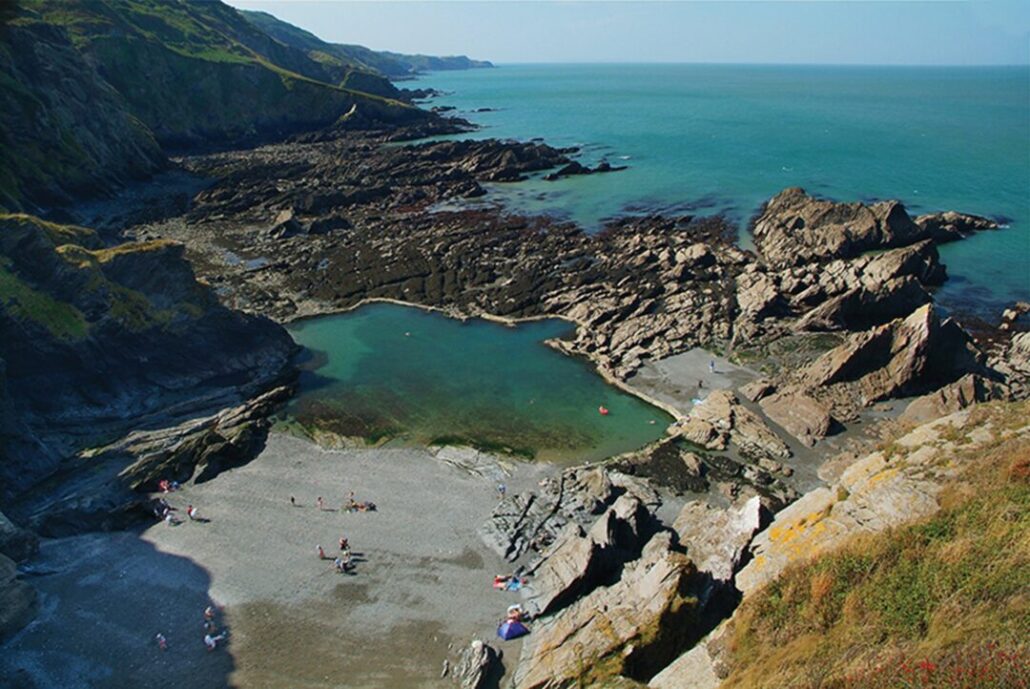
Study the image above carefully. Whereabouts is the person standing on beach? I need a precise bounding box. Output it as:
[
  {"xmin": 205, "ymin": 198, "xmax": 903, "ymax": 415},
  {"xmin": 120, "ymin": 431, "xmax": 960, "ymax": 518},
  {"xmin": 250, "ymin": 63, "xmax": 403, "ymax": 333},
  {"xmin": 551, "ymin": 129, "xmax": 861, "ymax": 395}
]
[
  {"xmin": 709, "ymin": 359, "xmax": 716, "ymax": 374},
  {"xmin": 317, "ymin": 544, "xmax": 326, "ymax": 559},
  {"xmin": 497, "ymin": 482, "xmax": 506, "ymax": 499},
  {"xmin": 290, "ymin": 496, "xmax": 296, "ymax": 507},
  {"xmin": 317, "ymin": 496, "xmax": 325, "ymax": 511}
]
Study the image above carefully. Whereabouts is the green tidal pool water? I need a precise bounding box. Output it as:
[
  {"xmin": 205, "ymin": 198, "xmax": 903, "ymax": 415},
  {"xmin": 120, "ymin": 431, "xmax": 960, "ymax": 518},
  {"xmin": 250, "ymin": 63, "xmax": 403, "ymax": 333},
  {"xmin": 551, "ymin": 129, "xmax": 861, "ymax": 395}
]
[{"xmin": 284, "ymin": 303, "xmax": 672, "ymax": 462}]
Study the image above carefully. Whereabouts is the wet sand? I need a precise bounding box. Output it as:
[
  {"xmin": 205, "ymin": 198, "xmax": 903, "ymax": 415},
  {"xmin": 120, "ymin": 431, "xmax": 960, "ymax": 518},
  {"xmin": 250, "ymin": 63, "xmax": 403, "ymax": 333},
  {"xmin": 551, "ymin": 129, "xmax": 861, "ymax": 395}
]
[{"xmin": 1, "ymin": 435, "xmax": 548, "ymax": 689}]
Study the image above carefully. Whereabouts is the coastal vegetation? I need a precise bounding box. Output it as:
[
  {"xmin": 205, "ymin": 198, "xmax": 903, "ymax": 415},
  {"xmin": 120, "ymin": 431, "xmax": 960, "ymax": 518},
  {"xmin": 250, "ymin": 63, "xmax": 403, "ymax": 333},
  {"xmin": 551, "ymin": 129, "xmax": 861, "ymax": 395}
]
[{"xmin": 721, "ymin": 402, "xmax": 1030, "ymax": 689}]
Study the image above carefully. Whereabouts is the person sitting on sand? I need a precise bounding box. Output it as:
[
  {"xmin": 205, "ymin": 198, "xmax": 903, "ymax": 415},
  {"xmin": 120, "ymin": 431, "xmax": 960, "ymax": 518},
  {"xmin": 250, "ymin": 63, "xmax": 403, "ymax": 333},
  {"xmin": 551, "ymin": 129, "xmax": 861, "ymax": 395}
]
[
  {"xmin": 204, "ymin": 631, "xmax": 227, "ymax": 651},
  {"xmin": 339, "ymin": 537, "xmax": 349, "ymax": 551},
  {"xmin": 164, "ymin": 513, "xmax": 181, "ymax": 526}
]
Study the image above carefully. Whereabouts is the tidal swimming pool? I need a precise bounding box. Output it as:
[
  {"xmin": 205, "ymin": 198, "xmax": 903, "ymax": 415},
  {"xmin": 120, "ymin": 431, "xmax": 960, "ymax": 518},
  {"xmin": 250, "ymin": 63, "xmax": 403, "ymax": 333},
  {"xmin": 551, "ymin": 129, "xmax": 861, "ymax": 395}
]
[{"xmin": 283, "ymin": 303, "xmax": 672, "ymax": 462}]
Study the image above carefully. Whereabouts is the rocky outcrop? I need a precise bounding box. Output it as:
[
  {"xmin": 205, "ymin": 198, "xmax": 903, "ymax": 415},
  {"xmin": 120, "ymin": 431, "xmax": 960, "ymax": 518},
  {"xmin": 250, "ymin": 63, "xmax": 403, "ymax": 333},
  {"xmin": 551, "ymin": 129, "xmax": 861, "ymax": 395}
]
[
  {"xmin": 543, "ymin": 160, "xmax": 627, "ymax": 181},
  {"xmin": 784, "ymin": 304, "xmax": 984, "ymax": 422},
  {"xmin": 0, "ymin": 214, "xmax": 295, "ymax": 508},
  {"xmin": 524, "ymin": 495, "xmax": 648, "ymax": 617},
  {"xmin": 673, "ymin": 496, "xmax": 765, "ymax": 600},
  {"xmin": 752, "ymin": 187, "xmax": 995, "ymax": 269},
  {"xmin": 480, "ymin": 466, "xmax": 657, "ymax": 563},
  {"xmin": 914, "ymin": 210, "xmax": 1000, "ymax": 243},
  {"xmin": 10, "ymin": 385, "xmax": 292, "ymax": 536},
  {"xmin": 900, "ymin": 373, "xmax": 1008, "ymax": 425},
  {"xmin": 683, "ymin": 390, "xmax": 791, "ymax": 462},
  {"xmin": 736, "ymin": 403, "xmax": 1029, "ymax": 596},
  {"xmin": 514, "ymin": 532, "xmax": 700, "ymax": 689},
  {"xmin": 758, "ymin": 392, "xmax": 834, "ymax": 447}
]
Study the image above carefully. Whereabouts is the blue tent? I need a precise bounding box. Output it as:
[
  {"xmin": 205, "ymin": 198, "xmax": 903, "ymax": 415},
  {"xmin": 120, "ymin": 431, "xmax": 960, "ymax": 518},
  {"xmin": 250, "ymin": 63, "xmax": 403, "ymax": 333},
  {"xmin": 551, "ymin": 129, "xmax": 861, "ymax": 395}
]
[{"xmin": 497, "ymin": 619, "xmax": 529, "ymax": 640}]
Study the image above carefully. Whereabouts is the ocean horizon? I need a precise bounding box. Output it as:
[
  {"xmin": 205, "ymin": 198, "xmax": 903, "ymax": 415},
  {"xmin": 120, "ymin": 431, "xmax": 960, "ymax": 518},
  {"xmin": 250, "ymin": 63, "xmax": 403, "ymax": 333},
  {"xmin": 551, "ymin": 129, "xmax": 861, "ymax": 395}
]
[{"xmin": 415, "ymin": 62, "xmax": 1030, "ymax": 317}]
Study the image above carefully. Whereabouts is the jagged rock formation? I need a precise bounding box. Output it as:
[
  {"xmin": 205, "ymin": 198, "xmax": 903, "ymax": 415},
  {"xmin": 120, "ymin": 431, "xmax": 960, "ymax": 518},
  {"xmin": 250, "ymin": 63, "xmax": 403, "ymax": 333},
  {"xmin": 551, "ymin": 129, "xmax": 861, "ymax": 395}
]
[
  {"xmin": 514, "ymin": 531, "xmax": 700, "ymax": 689},
  {"xmin": 480, "ymin": 466, "xmax": 659, "ymax": 563},
  {"xmin": 735, "ymin": 404, "xmax": 1027, "ymax": 596},
  {"xmin": 0, "ymin": 214, "xmax": 295, "ymax": 510},
  {"xmin": 451, "ymin": 639, "xmax": 500, "ymax": 689},
  {"xmin": 752, "ymin": 187, "xmax": 997, "ymax": 269}
]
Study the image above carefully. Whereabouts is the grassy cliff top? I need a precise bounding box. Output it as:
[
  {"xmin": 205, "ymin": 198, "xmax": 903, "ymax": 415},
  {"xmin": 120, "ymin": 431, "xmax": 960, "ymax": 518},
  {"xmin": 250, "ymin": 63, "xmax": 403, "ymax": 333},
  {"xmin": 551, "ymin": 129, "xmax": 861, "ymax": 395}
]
[{"xmin": 721, "ymin": 401, "xmax": 1030, "ymax": 689}]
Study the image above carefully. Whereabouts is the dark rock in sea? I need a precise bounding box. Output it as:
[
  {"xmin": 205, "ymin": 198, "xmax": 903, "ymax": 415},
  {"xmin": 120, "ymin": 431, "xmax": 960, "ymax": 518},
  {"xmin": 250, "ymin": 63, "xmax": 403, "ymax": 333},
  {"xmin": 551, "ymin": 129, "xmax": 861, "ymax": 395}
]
[
  {"xmin": 544, "ymin": 159, "xmax": 628, "ymax": 181},
  {"xmin": 752, "ymin": 187, "xmax": 996, "ymax": 269}
]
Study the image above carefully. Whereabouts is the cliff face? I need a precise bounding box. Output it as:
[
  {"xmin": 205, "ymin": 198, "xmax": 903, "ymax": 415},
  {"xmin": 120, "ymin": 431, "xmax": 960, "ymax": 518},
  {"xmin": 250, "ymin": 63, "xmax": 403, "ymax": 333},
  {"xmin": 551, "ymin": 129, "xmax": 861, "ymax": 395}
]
[
  {"xmin": 0, "ymin": 0, "xmax": 428, "ymax": 210},
  {"xmin": 0, "ymin": 214, "xmax": 296, "ymax": 501},
  {"xmin": 0, "ymin": 18, "xmax": 165, "ymax": 210}
]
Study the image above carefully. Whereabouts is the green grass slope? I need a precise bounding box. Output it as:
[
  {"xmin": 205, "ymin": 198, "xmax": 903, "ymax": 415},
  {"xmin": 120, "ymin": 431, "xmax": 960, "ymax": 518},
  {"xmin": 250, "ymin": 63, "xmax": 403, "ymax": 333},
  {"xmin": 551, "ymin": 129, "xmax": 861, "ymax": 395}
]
[
  {"xmin": 0, "ymin": 0, "xmax": 426, "ymax": 209},
  {"xmin": 721, "ymin": 401, "xmax": 1029, "ymax": 689}
]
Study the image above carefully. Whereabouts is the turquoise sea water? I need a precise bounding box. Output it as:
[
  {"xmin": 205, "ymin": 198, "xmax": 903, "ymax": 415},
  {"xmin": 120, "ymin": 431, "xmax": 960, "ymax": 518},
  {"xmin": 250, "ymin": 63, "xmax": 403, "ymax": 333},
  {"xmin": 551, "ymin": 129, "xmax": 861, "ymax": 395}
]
[
  {"xmin": 285, "ymin": 303, "xmax": 671, "ymax": 462},
  {"xmin": 414, "ymin": 64, "xmax": 1030, "ymax": 315}
]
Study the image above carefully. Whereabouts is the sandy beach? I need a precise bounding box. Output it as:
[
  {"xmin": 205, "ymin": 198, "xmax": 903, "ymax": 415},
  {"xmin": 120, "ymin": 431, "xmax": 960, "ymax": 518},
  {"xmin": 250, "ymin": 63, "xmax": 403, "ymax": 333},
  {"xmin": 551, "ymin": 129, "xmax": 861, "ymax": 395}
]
[{"xmin": 0, "ymin": 435, "xmax": 551, "ymax": 689}]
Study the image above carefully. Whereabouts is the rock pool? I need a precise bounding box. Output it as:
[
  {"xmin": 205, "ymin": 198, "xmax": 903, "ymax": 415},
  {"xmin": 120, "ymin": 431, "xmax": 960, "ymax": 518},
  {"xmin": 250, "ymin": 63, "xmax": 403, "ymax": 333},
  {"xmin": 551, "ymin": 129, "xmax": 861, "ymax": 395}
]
[{"xmin": 284, "ymin": 303, "xmax": 672, "ymax": 462}]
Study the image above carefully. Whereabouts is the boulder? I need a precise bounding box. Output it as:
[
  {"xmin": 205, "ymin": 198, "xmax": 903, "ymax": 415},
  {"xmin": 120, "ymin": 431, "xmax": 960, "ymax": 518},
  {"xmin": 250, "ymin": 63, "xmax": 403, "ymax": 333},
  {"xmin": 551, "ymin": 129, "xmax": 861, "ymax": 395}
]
[
  {"xmin": 452, "ymin": 639, "xmax": 500, "ymax": 689},
  {"xmin": 739, "ymin": 379, "xmax": 775, "ymax": 403},
  {"xmin": 901, "ymin": 373, "xmax": 1008, "ymax": 425},
  {"xmin": 759, "ymin": 392, "xmax": 834, "ymax": 447},
  {"xmin": 690, "ymin": 390, "xmax": 791, "ymax": 461},
  {"xmin": 673, "ymin": 496, "xmax": 766, "ymax": 588},
  {"xmin": 269, "ymin": 207, "xmax": 304, "ymax": 238}
]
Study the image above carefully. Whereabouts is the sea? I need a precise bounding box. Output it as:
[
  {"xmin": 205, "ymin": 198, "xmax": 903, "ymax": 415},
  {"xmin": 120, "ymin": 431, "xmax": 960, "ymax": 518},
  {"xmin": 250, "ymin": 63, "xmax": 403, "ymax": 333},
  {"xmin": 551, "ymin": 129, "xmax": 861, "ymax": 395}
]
[{"xmin": 413, "ymin": 63, "xmax": 1030, "ymax": 317}]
